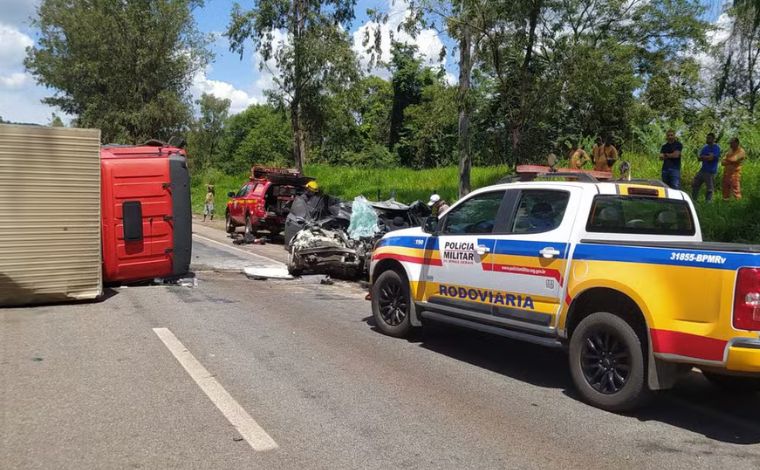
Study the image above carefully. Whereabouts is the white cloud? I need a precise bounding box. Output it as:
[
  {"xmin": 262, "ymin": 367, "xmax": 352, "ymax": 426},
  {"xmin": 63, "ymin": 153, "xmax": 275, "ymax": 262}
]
[
  {"xmin": 191, "ymin": 30, "xmax": 290, "ymax": 115},
  {"xmin": 0, "ymin": 23, "xmax": 34, "ymax": 68},
  {"xmin": 0, "ymin": 21, "xmax": 57, "ymax": 124},
  {"xmin": 192, "ymin": 70, "xmax": 259, "ymax": 114},
  {"xmin": 352, "ymin": 0, "xmax": 447, "ymax": 75},
  {"xmin": 0, "ymin": 72, "xmax": 30, "ymax": 88},
  {"xmin": 694, "ymin": 12, "xmax": 732, "ymax": 73}
]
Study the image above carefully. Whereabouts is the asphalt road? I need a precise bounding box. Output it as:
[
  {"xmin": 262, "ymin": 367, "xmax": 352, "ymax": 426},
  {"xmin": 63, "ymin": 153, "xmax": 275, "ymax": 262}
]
[{"xmin": 3, "ymin": 227, "xmax": 760, "ymax": 469}]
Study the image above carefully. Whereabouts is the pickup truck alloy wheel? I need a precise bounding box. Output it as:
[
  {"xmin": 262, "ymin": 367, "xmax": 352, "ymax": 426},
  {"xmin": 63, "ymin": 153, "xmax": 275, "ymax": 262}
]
[
  {"xmin": 569, "ymin": 312, "xmax": 649, "ymax": 411},
  {"xmin": 371, "ymin": 270, "xmax": 412, "ymax": 337},
  {"xmin": 580, "ymin": 328, "xmax": 631, "ymax": 394}
]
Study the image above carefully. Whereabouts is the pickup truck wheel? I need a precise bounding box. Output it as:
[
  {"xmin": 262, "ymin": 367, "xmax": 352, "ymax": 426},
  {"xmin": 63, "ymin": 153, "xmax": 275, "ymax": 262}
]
[
  {"xmin": 569, "ymin": 312, "xmax": 650, "ymax": 412},
  {"xmin": 225, "ymin": 213, "xmax": 235, "ymax": 234},
  {"xmin": 702, "ymin": 372, "xmax": 760, "ymax": 393},
  {"xmin": 371, "ymin": 270, "xmax": 412, "ymax": 338}
]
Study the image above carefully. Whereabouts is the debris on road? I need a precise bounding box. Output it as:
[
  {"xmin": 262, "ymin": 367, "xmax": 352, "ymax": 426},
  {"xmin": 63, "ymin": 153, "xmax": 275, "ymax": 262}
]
[
  {"xmin": 243, "ymin": 266, "xmax": 294, "ymax": 280},
  {"xmin": 153, "ymin": 276, "xmax": 198, "ymax": 288},
  {"xmin": 177, "ymin": 277, "xmax": 198, "ymax": 288},
  {"xmin": 232, "ymin": 232, "xmax": 268, "ymax": 245}
]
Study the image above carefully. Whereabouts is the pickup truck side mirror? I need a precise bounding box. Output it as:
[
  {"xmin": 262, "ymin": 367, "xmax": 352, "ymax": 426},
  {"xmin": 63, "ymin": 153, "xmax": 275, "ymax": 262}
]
[
  {"xmin": 227, "ymin": 191, "xmax": 235, "ymax": 198},
  {"xmin": 423, "ymin": 215, "xmax": 439, "ymax": 234}
]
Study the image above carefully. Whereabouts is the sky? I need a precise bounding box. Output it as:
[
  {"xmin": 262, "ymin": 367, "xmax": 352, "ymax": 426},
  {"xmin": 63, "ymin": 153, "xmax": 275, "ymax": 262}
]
[{"xmin": 0, "ymin": 0, "xmax": 724, "ymax": 125}]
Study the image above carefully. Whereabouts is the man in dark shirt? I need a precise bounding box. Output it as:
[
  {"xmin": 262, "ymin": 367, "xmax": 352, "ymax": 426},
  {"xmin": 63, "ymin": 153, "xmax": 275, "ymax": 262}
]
[
  {"xmin": 659, "ymin": 129, "xmax": 683, "ymax": 189},
  {"xmin": 691, "ymin": 132, "xmax": 720, "ymax": 201}
]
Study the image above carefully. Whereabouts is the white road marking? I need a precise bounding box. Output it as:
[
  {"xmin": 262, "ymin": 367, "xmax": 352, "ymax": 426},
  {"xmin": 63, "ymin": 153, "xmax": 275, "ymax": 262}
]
[
  {"xmin": 152, "ymin": 327, "xmax": 279, "ymax": 452},
  {"xmin": 192, "ymin": 233, "xmax": 285, "ymax": 267}
]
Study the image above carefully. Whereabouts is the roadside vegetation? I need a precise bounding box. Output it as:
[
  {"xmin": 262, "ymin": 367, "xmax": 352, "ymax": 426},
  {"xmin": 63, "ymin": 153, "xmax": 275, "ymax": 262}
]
[{"xmin": 193, "ymin": 144, "xmax": 760, "ymax": 243}]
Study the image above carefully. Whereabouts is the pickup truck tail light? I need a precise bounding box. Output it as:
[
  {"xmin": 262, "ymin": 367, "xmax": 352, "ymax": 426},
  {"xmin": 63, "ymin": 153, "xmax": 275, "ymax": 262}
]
[
  {"xmin": 734, "ymin": 268, "xmax": 760, "ymax": 331},
  {"xmin": 255, "ymin": 202, "xmax": 266, "ymax": 218}
]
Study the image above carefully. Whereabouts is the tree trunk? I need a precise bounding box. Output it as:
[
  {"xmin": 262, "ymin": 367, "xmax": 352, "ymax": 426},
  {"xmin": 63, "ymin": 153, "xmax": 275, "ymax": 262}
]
[
  {"xmin": 457, "ymin": 22, "xmax": 473, "ymax": 198},
  {"xmin": 291, "ymin": 0, "xmax": 306, "ymax": 173},
  {"xmin": 291, "ymin": 97, "xmax": 305, "ymax": 173},
  {"xmin": 510, "ymin": 0, "xmax": 541, "ymax": 167},
  {"xmin": 510, "ymin": 125, "xmax": 521, "ymax": 169}
]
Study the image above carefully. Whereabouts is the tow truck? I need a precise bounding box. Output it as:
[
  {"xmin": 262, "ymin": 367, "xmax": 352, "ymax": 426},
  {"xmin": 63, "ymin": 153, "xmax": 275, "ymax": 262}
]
[
  {"xmin": 369, "ymin": 169, "xmax": 760, "ymax": 411},
  {"xmin": 225, "ymin": 166, "xmax": 314, "ymax": 238}
]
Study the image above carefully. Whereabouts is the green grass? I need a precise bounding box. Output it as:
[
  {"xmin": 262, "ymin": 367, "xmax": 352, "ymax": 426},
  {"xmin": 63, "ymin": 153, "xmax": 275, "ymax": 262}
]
[
  {"xmin": 191, "ymin": 164, "xmax": 510, "ymax": 217},
  {"xmin": 192, "ymin": 156, "xmax": 760, "ymax": 243}
]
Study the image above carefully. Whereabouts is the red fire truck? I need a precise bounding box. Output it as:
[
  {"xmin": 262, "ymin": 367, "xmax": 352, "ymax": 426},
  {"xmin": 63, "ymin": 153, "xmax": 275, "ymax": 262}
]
[{"xmin": 225, "ymin": 166, "xmax": 313, "ymax": 237}]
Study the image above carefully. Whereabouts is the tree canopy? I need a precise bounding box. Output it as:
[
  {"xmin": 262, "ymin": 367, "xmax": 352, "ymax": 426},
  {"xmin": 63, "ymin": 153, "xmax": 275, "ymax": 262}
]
[
  {"xmin": 226, "ymin": 0, "xmax": 359, "ymax": 172},
  {"xmin": 25, "ymin": 0, "xmax": 209, "ymax": 143}
]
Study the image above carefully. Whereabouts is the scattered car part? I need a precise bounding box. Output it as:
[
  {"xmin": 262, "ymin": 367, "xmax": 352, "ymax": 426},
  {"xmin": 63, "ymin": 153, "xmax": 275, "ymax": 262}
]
[{"xmin": 243, "ymin": 266, "xmax": 294, "ymax": 280}]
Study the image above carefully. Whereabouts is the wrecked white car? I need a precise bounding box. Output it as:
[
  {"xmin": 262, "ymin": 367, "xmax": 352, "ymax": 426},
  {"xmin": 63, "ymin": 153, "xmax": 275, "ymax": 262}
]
[{"xmin": 286, "ymin": 196, "xmax": 430, "ymax": 278}]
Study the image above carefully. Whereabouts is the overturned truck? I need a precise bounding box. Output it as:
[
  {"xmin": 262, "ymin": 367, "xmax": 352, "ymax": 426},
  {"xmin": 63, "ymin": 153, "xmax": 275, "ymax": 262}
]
[{"xmin": 285, "ymin": 193, "xmax": 429, "ymax": 278}]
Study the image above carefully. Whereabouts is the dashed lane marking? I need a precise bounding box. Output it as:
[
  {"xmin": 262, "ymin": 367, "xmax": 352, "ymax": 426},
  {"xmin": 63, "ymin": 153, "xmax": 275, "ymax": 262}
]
[{"xmin": 153, "ymin": 327, "xmax": 279, "ymax": 452}]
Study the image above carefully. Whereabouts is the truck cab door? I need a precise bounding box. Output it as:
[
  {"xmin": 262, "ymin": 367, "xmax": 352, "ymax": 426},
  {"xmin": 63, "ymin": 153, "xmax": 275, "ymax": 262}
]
[{"xmin": 489, "ymin": 187, "xmax": 581, "ymax": 329}]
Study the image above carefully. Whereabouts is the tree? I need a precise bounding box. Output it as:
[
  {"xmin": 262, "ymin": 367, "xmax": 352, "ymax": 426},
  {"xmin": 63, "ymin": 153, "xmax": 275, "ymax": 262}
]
[
  {"xmin": 469, "ymin": 0, "xmax": 708, "ymax": 163},
  {"xmin": 25, "ymin": 0, "xmax": 209, "ymax": 144},
  {"xmin": 219, "ymin": 104, "xmax": 292, "ymax": 173},
  {"xmin": 388, "ymin": 42, "xmax": 436, "ymax": 160},
  {"xmin": 49, "ymin": 113, "xmax": 64, "ymax": 127},
  {"xmin": 398, "ymin": 81, "xmax": 458, "ymax": 168},
  {"xmin": 188, "ymin": 94, "xmax": 231, "ymax": 170},
  {"xmin": 716, "ymin": 0, "xmax": 760, "ymax": 116},
  {"xmin": 227, "ymin": 0, "xmax": 359, "ymax": 172}
]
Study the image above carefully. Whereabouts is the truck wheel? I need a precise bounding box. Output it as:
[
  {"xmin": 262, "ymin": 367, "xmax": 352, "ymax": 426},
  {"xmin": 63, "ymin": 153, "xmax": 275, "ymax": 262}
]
[
  {"xmin": 225, "ymin": 213, "xmax": 235, "ymax": 234},
  {"xmin": 371, "ymin": 270, "xmax": 412, "ymax": 338},
  {"xmin": 702, "ymin": 372, "xmax": 760, "ymax": 393},
  {"xmin": 569, "ymin": 312, "xmax": 650, "ymax": 412}
]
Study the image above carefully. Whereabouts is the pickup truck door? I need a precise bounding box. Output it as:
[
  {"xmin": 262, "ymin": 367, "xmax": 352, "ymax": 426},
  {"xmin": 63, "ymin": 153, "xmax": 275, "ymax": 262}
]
[
  {"xmin": 489, "ymin": 187, "xmax": 581, "ymax": 329},
  {"xmin": 424, "ymin": 190, "xmax": 509, "ymax": 312}
]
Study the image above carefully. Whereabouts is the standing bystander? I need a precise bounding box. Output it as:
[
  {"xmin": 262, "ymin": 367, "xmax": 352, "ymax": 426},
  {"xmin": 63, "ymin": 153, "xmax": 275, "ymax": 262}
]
[
  {"xmin": 592, "ymin": 136, "xmax": 617, "ymax": 172},
  {"xmin": 568, "ymin": 143, "xmax": 590, "ymax": 170},
  {"xmin": 659, "ymin": 130, "xmax": 683, "ymax": 189},
  {"xmin": 692, "ymin": 133, "xmax": 720, "ymax": 201},
  {"xmin": 721, "ymin": 137, "xmax": 747, "ymax": 200},
  {"xmin": 203, "ymin": 184, "xmax": 215, "ymax": 222}
]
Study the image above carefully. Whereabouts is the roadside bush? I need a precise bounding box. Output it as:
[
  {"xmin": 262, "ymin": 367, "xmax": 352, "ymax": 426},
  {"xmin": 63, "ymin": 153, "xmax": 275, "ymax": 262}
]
[{"xmin": 335, "ymin": 144, "xmax": 400, "ymax": 168}]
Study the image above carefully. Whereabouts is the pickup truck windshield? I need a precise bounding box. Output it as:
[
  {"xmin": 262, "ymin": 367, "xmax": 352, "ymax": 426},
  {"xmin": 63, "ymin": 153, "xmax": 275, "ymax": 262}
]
[{"xmin": 586, "ymin": 195, "xmax": 695, "ymax": 235}]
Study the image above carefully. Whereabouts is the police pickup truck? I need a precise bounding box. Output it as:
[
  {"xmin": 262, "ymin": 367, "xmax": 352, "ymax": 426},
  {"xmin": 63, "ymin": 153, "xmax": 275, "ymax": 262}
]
[{"xmin": 369, "ymin": 176, "xmax": 760, "ymax": 411}]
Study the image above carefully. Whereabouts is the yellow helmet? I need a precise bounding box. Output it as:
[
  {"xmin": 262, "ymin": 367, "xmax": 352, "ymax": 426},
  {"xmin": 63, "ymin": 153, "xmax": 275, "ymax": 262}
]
[{"xmin": 306, "ymin": 180, "xmax": 319, "ymax": 191}]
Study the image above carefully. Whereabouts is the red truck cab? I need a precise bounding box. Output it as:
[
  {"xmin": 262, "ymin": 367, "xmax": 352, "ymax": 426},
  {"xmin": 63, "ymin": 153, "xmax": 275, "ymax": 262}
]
[
  {"xmin": 225, "ymin": 167, "xmax": 313, "ymax": 237},
  {"xmin": 101, "ymin": 141, "xmax": 192, "ymax": 283}
]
